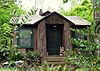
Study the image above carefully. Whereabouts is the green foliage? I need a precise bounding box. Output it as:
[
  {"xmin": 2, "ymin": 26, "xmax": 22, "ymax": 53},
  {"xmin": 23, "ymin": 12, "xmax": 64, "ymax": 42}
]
[
  {"xmin": 0, "ymin": 23, "xmax": 24, "ymax": 65},
  {"xmin": 61, "ymin": 0, "xmax": 100, "ymax": 51},
  {"xmin": 0, "ymin": 0, "xmax": 25, "ymax": 24},
  {"xmin": 0, "ymin": 1, "xmax": 38, "ymax": 67},
  {"xmin": 65, "ymin": 49, "xmax": 100, "ymax": 71},
  {"xmin": 0, "ymin": 23, "xmax": 12, "ymax": 56},
  {"xmin": 0, "ymin": 0, "xmax": 37, "ymax": 68},
  {"xmin": 63, "ymin": 0, "xmax": 68, "ymax": 3},
  {"xmin": 8, "ymin": 47, "xmax": 24, "ymax": 61},
  {"xmin": 61, "ymin": 0, "xmax": 93, "ymax": 23},
  {"xmin": 71, "ymin": 27, "xmax": 100, "ymax": 51},
  {"xmin": 0, "ymin": 0, "xmax": 25, "ymax": 54},
  {"xmin": 93, "ymin": 0, "xmax": 100, "ymax": 12},
  {"xmin": 0, "ymin": 68, "xmax": 17, "ymax": 71},
  {"xmin": 24, "ymin": 51, "xmax": 41, "ymax": 67},
  {"xmin": 0, "ymin": 0, "xmax": 26, "ymax": 64},
  {"xmin": 61, "ymin": 0, "xmax": 100, "ymax": 71},
  {"xmin": 18, "ymin": 61, "xmax": 67, "ymax": 71},
  {"xmin": 25, "ymin": 51, "xmax": 40, "ymax": 59}
]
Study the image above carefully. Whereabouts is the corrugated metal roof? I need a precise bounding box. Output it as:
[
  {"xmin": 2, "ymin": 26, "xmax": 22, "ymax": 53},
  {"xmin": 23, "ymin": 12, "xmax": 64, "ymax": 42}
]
[{"xmin": 65, "ymin": 16, "xmax": 91, "ymax": 25}]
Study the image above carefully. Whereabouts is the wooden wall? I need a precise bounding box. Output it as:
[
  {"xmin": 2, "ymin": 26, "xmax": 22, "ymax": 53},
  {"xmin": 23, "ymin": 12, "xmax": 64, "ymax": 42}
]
[
  {"xmin": 45, "ymin": 14, "xmax": 72, "ymax": 53},
  {"xmin": 63, "ymin": 20, "xmax": 72, "ymax": 50},
  {"xmin": 13, "ymin": 14, "xmax": 73, "ymax": 55},
  {"xmin": 36, "ymin": 20, "xmax": 47, "ymax": 56},
  {"xmin": 45, "ymin": 14, "xmax": 63, "ymax": 24}
]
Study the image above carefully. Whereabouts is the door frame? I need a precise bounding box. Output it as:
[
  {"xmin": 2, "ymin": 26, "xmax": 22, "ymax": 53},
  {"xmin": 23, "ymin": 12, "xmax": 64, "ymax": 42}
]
[{"xmin": 46, "ymin": 24, "xmax": 63, "ymax": 56}]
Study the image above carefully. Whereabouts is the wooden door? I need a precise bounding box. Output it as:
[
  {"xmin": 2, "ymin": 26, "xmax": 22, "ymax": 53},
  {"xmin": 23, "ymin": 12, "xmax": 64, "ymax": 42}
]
[{"xmin": 46, "ymin": 25, "xmax": 62, "ymax": 55}]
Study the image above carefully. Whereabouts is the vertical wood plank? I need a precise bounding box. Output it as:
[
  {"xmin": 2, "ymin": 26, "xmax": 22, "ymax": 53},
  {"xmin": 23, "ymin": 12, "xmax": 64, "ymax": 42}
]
[
  {"xmin": 37, "ymin": 20, "xmax": 47, "ymax": 56},
  {"xmin": 63, "ymin": 20, "xmax": 72, "ymax": 50}
]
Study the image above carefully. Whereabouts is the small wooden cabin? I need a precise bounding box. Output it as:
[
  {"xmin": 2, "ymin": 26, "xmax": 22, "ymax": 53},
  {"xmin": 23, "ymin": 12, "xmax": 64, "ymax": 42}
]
[{"xmin": 12, "ymin": 11, "xmax": 90, "ymax": 56}]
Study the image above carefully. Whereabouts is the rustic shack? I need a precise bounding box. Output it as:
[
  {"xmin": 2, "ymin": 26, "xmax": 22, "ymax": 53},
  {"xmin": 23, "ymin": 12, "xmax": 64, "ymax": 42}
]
[{"xmin": 12, "ymin": 11, "xmax": 90, "ymax": 56}]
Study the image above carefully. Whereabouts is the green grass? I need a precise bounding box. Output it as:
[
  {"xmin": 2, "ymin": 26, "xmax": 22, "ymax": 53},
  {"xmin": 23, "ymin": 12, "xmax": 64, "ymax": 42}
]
[{"xmin": 0, "ymin": 68, "xmax": 18, "ymax": 71}]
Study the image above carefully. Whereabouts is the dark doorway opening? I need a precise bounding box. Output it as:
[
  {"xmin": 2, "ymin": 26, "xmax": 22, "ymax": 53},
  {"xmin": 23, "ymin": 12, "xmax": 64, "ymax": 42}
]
[{"xmin": 46, "ymin": 24, "xmax": 63, "ymax": 55}]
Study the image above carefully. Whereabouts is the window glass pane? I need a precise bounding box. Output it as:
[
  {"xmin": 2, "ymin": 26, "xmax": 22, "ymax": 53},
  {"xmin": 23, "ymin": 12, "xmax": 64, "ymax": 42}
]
[
  {"xmin": 19, "ymin": 29, "xmax": 32, "ymax": 47},
  {"xmin": 75, "ymin": 32, "xmax": 85, "ymax": 39},
  {"xmin": 20, "ymin": 38, "xmax": 31, "ymax": 46}
]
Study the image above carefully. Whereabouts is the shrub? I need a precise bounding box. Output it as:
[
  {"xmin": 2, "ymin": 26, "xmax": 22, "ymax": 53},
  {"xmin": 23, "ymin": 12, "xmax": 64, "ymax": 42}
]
[
  {"xmin": 64, "ymin": 49, "xmax": 100, "ymax": 71},
  {"xmin": 24, "ymin": 51, "xmax": 42, "ymax": 67},
  {"xmin": 18, "ymin": 61, "xmax": 67, "ymax": 71}
]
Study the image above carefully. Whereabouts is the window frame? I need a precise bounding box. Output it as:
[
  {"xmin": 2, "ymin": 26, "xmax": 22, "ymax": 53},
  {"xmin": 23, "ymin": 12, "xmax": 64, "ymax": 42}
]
[
  {"xmin": 72, "ymin": 28, "xmax": 87, "ymax": 48},
  {"xmin": 74, "ymin": 32, "xmax": 87, "ymax": 40},
  {"xmin": 17, "ymin": 27, "xmax": 34, "ymax": 48}
]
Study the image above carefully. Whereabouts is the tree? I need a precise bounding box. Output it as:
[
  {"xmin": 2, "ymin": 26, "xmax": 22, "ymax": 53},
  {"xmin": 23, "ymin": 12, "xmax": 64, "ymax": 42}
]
[
  {"xmin": 61, "ymin": 0, "xmax": 93, "ymax": 23},
  {"xmin": 0, "ymin": 0, "xmax": 25, "ymax": 62},
  {"xmin": 0, "ymin": 0, "xmax": 36, "ymax": 64},
  {"xmin": 63, "ymin": 0, "xmax": 100, "ymax": 12},
  {"xmin": 0, "ymin": 0, "xmax": 25, "ymax": 24}
]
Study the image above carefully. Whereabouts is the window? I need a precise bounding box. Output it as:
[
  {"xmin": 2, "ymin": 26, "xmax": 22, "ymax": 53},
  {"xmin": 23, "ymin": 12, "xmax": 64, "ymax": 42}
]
[
  {"xmin": 74, "ymin": 32, "xmax": 86, "ymax": 40},
  {"xmin": 17, "ymin": 27, "xmax": 34, "ymax": 48},
  {"xmin": 72, "ymin": 31, "xmax": 87, "ymax": 48}
]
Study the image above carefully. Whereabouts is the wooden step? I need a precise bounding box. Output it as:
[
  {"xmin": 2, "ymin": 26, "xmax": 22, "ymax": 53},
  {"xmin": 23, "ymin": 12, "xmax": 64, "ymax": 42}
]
[
  {"xmin": 46, "ymin": 56, "xmax": 65, "ymax": 62},
  {"xmin": 48, "ymin": 62, "xmax": 66, "ymax": 65},
  {"xmin": 43, "ymin": 56, "xmax": 66, "ymax": 65}
]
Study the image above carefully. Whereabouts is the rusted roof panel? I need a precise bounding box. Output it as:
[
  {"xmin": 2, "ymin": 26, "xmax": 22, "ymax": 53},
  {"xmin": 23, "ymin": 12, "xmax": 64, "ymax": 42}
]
[{"xmin": 65, "ymin": 16, "xmax": 91, "ymax": 25}]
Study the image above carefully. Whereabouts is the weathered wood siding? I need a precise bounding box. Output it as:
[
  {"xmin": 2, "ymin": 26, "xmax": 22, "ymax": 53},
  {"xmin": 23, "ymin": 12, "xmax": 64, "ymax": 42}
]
[
  {"xmin": 33, "ymin": 27, "xmax": 37, "ymax": 51},
  {"xmin": 37, "ymin": 20, "xmax": 47, "ymax": 56},
  {"xmin": 63, "ymin": 20, "xmax": 72, "ymax": 50},
  {"xmin": 45, "ymin": 14, "xmax": 63, "ymax": 24},
  {"xmin": 45, "ymin": 14, "xmax": 72, "ymax": 51}
]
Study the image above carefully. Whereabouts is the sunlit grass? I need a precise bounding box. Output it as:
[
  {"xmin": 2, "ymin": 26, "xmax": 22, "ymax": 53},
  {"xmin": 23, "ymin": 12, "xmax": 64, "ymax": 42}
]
[{"xmin": 0, "ymin": 68, "xmax": 18, "ymax": 71}]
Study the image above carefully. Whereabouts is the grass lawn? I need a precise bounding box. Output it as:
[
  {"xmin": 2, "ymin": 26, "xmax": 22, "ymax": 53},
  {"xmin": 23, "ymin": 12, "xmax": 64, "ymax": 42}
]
[{"xmin": 0, "ymin": 68, "xmax": 18, "ymax": 71}]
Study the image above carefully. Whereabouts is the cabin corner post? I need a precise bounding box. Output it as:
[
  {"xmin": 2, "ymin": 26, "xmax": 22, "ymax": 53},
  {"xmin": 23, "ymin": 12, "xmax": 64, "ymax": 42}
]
[
  {"xmin": 42, "ymin": 20, "xmax": 47, "ymax": 56},
  {"xmin": 63, "ymin": 20, "xmax": 72, "ymax": 51},
  {"xmin": 36, "ymin": 20, "xmax": 47, "ymax": 56}
]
